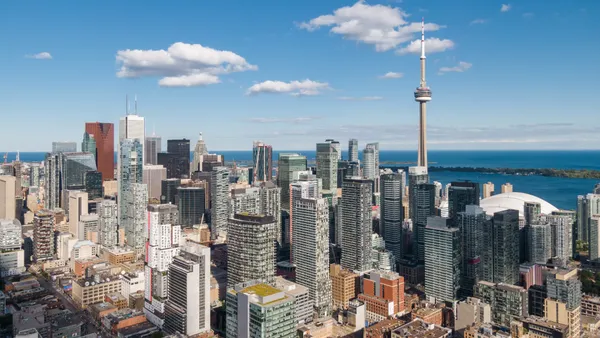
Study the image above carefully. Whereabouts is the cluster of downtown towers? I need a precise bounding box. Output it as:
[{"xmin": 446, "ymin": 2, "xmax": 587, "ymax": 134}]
[{"xmin": 43, "ymin": 113, "xmax": 576, "ymax": 310}]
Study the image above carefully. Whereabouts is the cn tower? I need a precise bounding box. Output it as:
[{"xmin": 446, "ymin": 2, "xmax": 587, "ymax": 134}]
[{"xmin": 414, "ymin": 18, "xmax": 432, "ymax": 167}]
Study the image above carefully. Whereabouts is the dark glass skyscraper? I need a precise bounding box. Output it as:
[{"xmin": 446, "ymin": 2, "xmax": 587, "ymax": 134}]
[
  {"xmin": 380, "ymin": 173, "xmax": 404, "ymax": 262},
  {"xmin": 61, "ymin": 152, "xmax": 97, "ymax": 190},
  {"xmin": 84, "ymin": 171, "xmax": 103, "ymax": 199},
  {"xmin": 482, "ymin": 209, "xmax": 520, "ymax": 284},
  {"xmin": 161, "ymin": 178, "xmax": 181, "ymax": 204},
  {"xmin": 177, "ymin": 187, "xmax": 205, "ymax": 227},
  {"xmin": 448, "ymin": 181, "xmax": 480, "ymax": 222},
  {"xmin": 158, "ymin": 152, "xmax": 189, "ymax": 179},
  {"xmin": 166, "ymin": 139, "xmax": 190, "ymax": 178},
  {"xmin": 85, "ymin": 122, "xmax": 114, "ymax": 181},
  {"xmin": 252, "ymin": 141, "xmax": 273, "ymax": 182}
]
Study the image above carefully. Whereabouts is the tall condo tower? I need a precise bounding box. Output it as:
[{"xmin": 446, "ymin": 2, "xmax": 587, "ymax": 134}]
[{"xmin": 414, "ymin": 19, "xmax": 432, "ymax": 167}]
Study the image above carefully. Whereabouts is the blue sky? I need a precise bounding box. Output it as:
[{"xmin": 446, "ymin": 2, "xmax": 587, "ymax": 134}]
[{"xmin": 0, "ymin": 0, "xmax": 598, "ymax": 151}]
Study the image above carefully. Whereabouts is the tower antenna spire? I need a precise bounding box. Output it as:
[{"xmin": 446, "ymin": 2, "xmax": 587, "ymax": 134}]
[
  {"xmin": 126, "ymin": 94, "xmax": 129, "ymax": 115},
  {"xmin": 134, "ymin": 94, "xmax": 138, "ymax": 114},
  {"xmin": 421, "ymin": 17, "xmax": 425, "ymax": 59}
]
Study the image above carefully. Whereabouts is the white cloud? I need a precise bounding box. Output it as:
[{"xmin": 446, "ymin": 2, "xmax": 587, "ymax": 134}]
[
  {"xmin": 116, "ymin": 42, "xmax": 257, "ymax": 87},
  {"xmin": 501, "ymin": 4, "xmax": 511, "ymax": 12},
  {"xmin": 26, "ymin": 52, "xmax": 52, "ymax": 60},
  {"xmin": 438, "ymin": 61, "xmax": 472, "ymax": 74},
  {"xmin": 379, "ymin": 72, "xmax": 404, "ymax": 79},
  {"xmin": 396, "ymin": 38, "xmax": 454, "ymax": 55},
  {"xmin": 298, "ymin": 1, "xmax": 447, "ymax": 52},
  {"xmin": 246, "ymin": 79, "xmax": 330, "ymax": 96},
  {"xmin": 337, "ymin": 96, "xmax": 383, "ymax": 101},
  {"xmin": 470, "ymin": 19, "xmax": 487, "ymax": 25}
]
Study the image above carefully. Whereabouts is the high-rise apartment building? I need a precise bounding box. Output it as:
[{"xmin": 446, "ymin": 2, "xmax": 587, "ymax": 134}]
[
  {"xmin": 474, "ymin": 281, "xmax": 528, "ymax": 328},
  {"xmin": 348, "ymin": 139, "xmax": 359, "ymax": 163},
  {"xmin": 29, "ymin": 163, "xmax": 41, "ymax": 187},
  {"xmin": 0, "ymin": 219, "xmax": 25, "ymax": 277},
  {"xmin": 52, "ymin": 141, "xmax": 77, "ymax": 153},
  {"xmin": 457, "ymin": 205, "xmax": 487, "ymax": 297},
  {"xmin": 227, "ymin": 214, "xmax": 277, "ymax": 287},
  {"xmin": 177, "ymin": 187, "xmax": 205, "ymax": 227},
  {"xmin": 252, "ymin": 141, "xmax": 273, "ymax": 182},
  {"xmin": 164, "ymin": 244, "xmax": 210, "ymax": 336},
  {"xmin": 0, "ymin": 176, "xmax": 16, "ymax": 220},
  {"xmin": 144, "ymin": 211, "xmax": 182, "ymax": 328},
  {"xmin": 147, "ymin": 204, "xmax": 179, "ymax": 225},
  {"xmin": 259, "ymin": 182, "xmax": 282, "ymax": 245},
  {"xmin": 81, "ymin": 132, "xmax": 96, "ymax": 157},
  {"xmin": 226, "ymin": 281, "xmax": 296, "ymax": 338},
  {"xmin": 482, "ymin": 182, "xmax": 494, "ymax": 199},
  {"xmin": 292, "ymin": 195, "xmax": 332, "ymax": 317},
  {"xmin": 191, "ymin": 133, "xmax": 209, "ymax": 173},
  {"xmin": 545, "ymin": 269, "xmax": 581, "ymax": 338},
  {"xmin": 143, "ymin": 165, "xmax": 167, "ymax": 200},
  {"xmin": 414, "ymin": 183, "xmax": 435, "ymax": 263},
  {"xmin": 124, "ymin": 183, "xmax": 147, "ymax": 252},
  {"xmin": 448, "ymin": 181, "xmax": 480, "ymax": 222},
  {"xmin": 210, "ymin": 167, "xmax": 229, "ymax": 239},
  {"xmin": 501, "ymin": 183, "xmax": 513, "ymax": 193},
  {"xmin": 68, "ymin": 191, "xmax": 88, "ymax": 240},
  {"xmin": 98, "ymin": 200, "xmax": 118, "ymax": 248},
  {"xmin": 482, "ymin": 210, "xmax": 520, "ymax": 285},
  {"xmin": 119, "ymin": 113, "xmax": 145, "ymax": 164},
  {"xmin": 524, "ymin": 201, "xmax": 542, "ymax": 226},
  {"xmin": 145, "ymin": 136, "xmax": 161, "ymax": 165},
  {"xmin": 590, "ymin": 217, "xmax": 600, "ymax": 261},
  {"xmin": 290, "ymin": 178, "xmax": 320, "ymax": 262},
  {"xmin": 380, "ymin": 173, "xmax": 404, "ymax": 262},
  {"xmin": 362, "ymin": 147, "xmax": 376, "ymax": 180},
  {"xmin": 340, "ymin": 178, "xmax": 372, "ymax": 272},
  {"xmin": 118, "ymin": 139, "xmax": 143, "ymax": 230},
  {"xmin": 33, "ymin": 209, "xmax": 55, "ymax": 262},
  {"xmin": 424, "ymin": 217, "xmax": 461, "ymax": 303},
  {"xmin": 577, "ymin": 194, "xmax": 600, "ymax": 244},
  {"xmin": 85, "ymin": 122, "xmax": 115, "ymax": 181},
  {"xmin": 44, "ymin": 153, "xmax": 61, "ymax": 210},
  {"xmin": 547, "ymin": 212, "xmax": 575, "ymax": 266},
  {"xmin": 528, "ymin": 223, "xmax": 552, "ymax": 264},
  {"xmin": 316, "ymin": 141, "xmax": 338, "ymax": 191},
  {"xmin": 277, "ymin": 153, "xmax": 307, "ymax": 211}
]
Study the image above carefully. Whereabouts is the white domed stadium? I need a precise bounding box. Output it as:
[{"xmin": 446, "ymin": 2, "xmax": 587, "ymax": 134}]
[{"xmin": 480, "ymin": 192, "xmax": 558, "ymax": 218}]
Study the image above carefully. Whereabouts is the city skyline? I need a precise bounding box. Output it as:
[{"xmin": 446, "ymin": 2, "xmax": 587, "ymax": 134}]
[{"xmin": 1, "ymin": 1, "xmax": 599, "ymax": 151}]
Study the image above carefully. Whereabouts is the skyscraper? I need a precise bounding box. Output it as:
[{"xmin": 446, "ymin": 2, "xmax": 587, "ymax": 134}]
[
  {"xmin": 143, "ymin": 165, "xmax": 167, "ymax": 200},
  {"xmin": 191, "ymin": 133, "xmax": 209, "ymax": 174},
  {"xmin": 362, "ymin": 147, "xmax": 376, "ymax": 180},
  {"xmin": 292, "ymin": 194, "xmax": 332, "ymax": 317},
  {"xmin": 33, "ymin": 209, "xmax": 55, "ymax": 262},
  {"xmin": 81, "ymin": 132, "xmax": 96, "ymax": 157},
  {"xmin": 161, "ymin": 178, "xmax": 181, "ymax": 205},
  {"xmin": 44, "ymin": 153, "xmax": 61, "ymax": 210},
  {"xmin": 164, "ymin": 244, "xmax": 211, "ymax": 336},
  {"xmin": 0, "ymin": 176, "xmax": 16, "ymax": 221},
  {"xmin": 366, "ymin": 142, "xmax": 379, "ymax": 174},
  {"xmin": 118, "ymin": 139, "xmax": 143, "ymax": 231},
  {"xmin": 252, "ymin": 141, "xmax": 273, "ymax": 182},
  {"xmin": 61, "ymin": 152, "xmax": 97, "ymax": 190},
  {"xmin": 482, "ymin": 210, "xmax": 520, "ymax": 285},
  {"xmin": 340, "ymin": 178, "xmax": 372, "ymax": 272},
  {"xmin": 124, "ymin": 183, "xmax": 147, "ymax": 252},
  {"xmin": 29, "ymin": 163, "xmax": 40, "ymax": 187},
  {"xmin": 380, "ymin": 173, "xmax": 404, "ymax": 262},
  {"xmin": 85, "ymin": 122, "xmax": 115, "ymax": 181},
  {"xmin": 448, "ymin": 181, "xmax": 480, "ymax": 222},
  {"xmin": 227, "ymin": 214, "xmax": 277, "ymax": 287},
  {"xmin": 84, "ymin": 171, "xmax": 103, "ymax": 199},
  {"xmin": 68, "ymin": 191, "xmax": 88, "ymax": 240},
  {"xmin": 528, "ymin": 223, "xmax": 552, "ymax": 264},
  {"xmin": 167, "ymin": 138, "xmax": 191, "ymax": 178},
  {"xmin": 277, "ymin": 153, "xmax": 307, "ymax": 211},
  {"xmin": 177, "ymin": 187, "xmax": 205, "ymax": 227},
  {"xmin": 577, "ymin": 194, "xmax": 600, "ymax": 244},
  {"xmin": 145, "ymin": 136, "xmax": 161, "ymax": 165},
  {"xmin": 98, "ymin": 200, "xmax": 118, "ymax": 248},
  {"xmin": 545, "ymin": 269, "xmax": 581, "ymax": 338},
  {"xmin": 348, "ymin": 139, "xmax": 358, "ymax": 163},
  {"xmin": 52, "ymin": 141, "xmax": 77, "ymax": 153},
  {"xmin": 457, "ymin": 205, "xmax": 487, "ymax": 297},
  {"xmin": 119, "ymin": 111, "xmax": 146, "ymax": 165},
  {"xmin": 210, "ymin": 167, "xmax": 229, "ymax": 239},
  {"xmin": 316, "ymin": 140, "xmax": 338, "ymax": 191},
  {"xmin": 424, "ymin": 216, "xmax": 461, "ymax": 303},
  {"xmin": 414, "ymin": 19, "xmax": 432, "ymax": 167},
  {"xmin": 414, "ymin": 183, "xmax": 436, "ymax": 263},
  {"xmin": 524, "ymin": 201, "xmax": 542, "ymax": 226},
  {"xmin": 226, "ymin": 281, "xmax": 296, "ymax": 338},
  {"xmin": 548, "ymin": 211, "xmax": 575, "ymax": 266}
]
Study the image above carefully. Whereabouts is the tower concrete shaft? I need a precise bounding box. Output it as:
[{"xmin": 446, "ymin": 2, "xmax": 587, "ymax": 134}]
[{"xmin": 414, "ymin": 18, "xmax": 432, "ymax": 167}]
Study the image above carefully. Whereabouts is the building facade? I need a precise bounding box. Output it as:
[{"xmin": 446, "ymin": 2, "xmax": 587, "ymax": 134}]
[
  {"xmin": 85, "ymin": 122, "xmax": 115, "ymax": 181},
  {"xmin": 340, "ymin": 178, "xmax": 373, "ymax": 272},
  {"xmin": 424, "ymin": 217, "xmax": 461, "ymax": 303}
]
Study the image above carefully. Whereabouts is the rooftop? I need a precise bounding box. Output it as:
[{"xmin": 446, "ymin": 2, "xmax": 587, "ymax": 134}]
[
  {"xmin": 392, "ymin": 319, "xmax": 451, "ymax": 338},
  {"xmin": 241, "ymin": 283, "xmax": 280, "ymax": 298}
]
